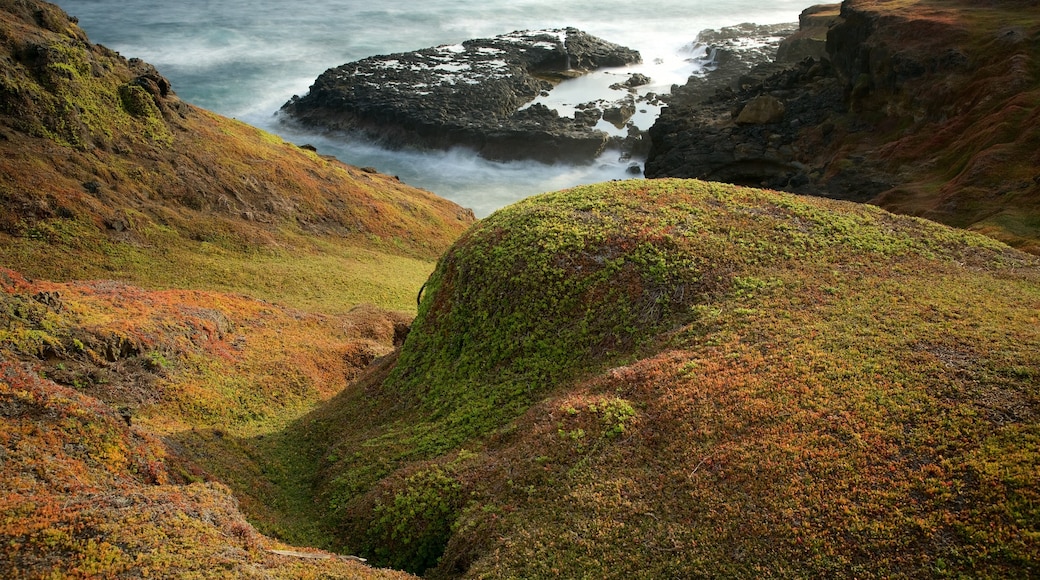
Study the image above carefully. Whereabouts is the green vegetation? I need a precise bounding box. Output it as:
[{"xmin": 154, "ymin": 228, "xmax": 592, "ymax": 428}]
[
  {"xmin": 1, "ymin": 0, "xmax": 1039, "ymax": 578},
  {"xmin": 308, "ymin": 179, "xmax": 1039, "ymax": 577},
  {"xmin": 0, "ymin": 265, "xmax": 420, "ymax": 578},
  {"xmin": 0, "ymin": 2, "xmax": 469, "ymax": 577},
  {"xmin": 0, "ymin": 2, "xmax": 472, "ymax": 313}
]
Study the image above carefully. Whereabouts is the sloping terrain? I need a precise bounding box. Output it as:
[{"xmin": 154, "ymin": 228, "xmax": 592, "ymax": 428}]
[
  {"xmin": 0, "ymin": 267, "xmax": 417, "ymax": 578},
  {"xmin": 2, "ymin": 0, "xmax": 1039, "ymax": 578},
  {"xmin": 308, "ymin": 179, "xmax": 1039, "ymax": 577},
  {"xmin": 0, "ymin": 1, "xmax": 472, "ymax": 577},
  {"xmin": 0, "ymin": 0, "xmax": 473, "ymax": 312}
]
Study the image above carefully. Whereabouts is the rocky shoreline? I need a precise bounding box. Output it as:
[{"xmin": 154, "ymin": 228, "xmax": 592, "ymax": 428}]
[
  {"xmin": 644, "ymin": 4, "xmax": 889, "ymax": 198},
  {"xmin": 280, "ymin": 28, "xmax": 643, "ymax": 163},
  {"xmin": 279, "ymin": 0, "xmax": 1039, "ymax": 253},
  {"xmin": 646, "ymin": 0, "xmax": 1040, "ymax": 252}
]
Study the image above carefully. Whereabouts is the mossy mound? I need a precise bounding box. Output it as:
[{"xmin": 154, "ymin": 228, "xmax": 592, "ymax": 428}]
[{"xmin": 310, "ymin": 178, "xmax": 1040, "ymax": 577}]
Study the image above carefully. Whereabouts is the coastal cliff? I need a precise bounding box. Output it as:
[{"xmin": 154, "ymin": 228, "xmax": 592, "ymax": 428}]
[{"xmin": 646, "ymin": 0, "xmax": 1040, "ymax": 254}]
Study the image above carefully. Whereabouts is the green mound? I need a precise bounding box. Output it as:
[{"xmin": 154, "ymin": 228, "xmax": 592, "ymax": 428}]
[{"xmin": 309, "ymin": 178, "xmax": 1040, "ymax": 577}]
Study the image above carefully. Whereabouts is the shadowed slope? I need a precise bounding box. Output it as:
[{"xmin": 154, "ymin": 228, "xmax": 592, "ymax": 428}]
[{"xmin": 0, "ymin": 267, "xmax": 417, "ymax": 578}]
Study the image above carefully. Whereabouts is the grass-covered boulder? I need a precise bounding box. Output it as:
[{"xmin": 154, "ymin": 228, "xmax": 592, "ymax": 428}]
[{"xmin": 310, "ymin": 178, "xmax": 1040, "ymax": 577}]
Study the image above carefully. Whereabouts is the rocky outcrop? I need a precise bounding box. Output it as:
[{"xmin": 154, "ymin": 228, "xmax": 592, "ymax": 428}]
[
  {"xmin": 644, "ymin": 21, "xmax": 844, "ymax": 194},
  {"xmin": 645, "ymin": 0, "xmax": 1040, "ymax": 253},
  {"xmin": 666, "ymin": 23, "xmax": 798, "ymax": 107},
  {"xmin": 646, "ymin": 55, "xmax": 859, "ymax": 195},
  {"xmin": 776, "ymin": 4, "xmax": 841, "ymax": 63},
  {"xmin": 641, "ymin": 4, "xmax": 901, "ymax": 198},
  {"xmin": 280, "ymin": 28, "xmax": 641, "ymax": 163}
]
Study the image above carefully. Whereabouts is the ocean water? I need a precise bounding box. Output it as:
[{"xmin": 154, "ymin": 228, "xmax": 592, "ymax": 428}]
[{"xmin": 56, "ymin": 0, "xmax": 811, "ymax": 216}]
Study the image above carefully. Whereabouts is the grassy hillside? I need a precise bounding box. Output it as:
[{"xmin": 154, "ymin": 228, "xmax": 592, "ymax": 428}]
[
  {"xmin": 0, "ymin": 1, "xmax": 470, "ymax": 577},
  {"xmin": 0, "ymin": 0, "xmax": 473, "ymax": 313},
  {"xmin": 0, "ymin": 266, "xmax": 420, "ymax": 578},
  {"xmin": 307, "ymin": 179, "xmax": 1039, "ymax": 577},
  {"xmin": 2, "ymin": 0, "xmax": 1039, "ymax": 578}
]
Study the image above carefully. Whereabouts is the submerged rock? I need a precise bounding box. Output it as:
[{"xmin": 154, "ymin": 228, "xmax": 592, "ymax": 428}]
[{"xmin": 280, "ymin": 28, "xmax": 641, "ymax": 163}]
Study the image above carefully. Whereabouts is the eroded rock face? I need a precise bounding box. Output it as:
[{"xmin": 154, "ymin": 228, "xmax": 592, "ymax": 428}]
[
  {"xmin": 646, "ymin": 0, "xmax": 1040, "ymax": 254},
  {"xmin": 280, "ymin": 28, "xmax": 641, "ymax": 163},
  {"xmin": 776, "ymin": 4, "xmax": 842, "ymax": 63},
  {"xmin": 646, "ymin": 7, "xmax": 897, "ymax": 199},
  {"xmin": 645, "ymin": 21, "xmax": 832, "ymax": 192}
]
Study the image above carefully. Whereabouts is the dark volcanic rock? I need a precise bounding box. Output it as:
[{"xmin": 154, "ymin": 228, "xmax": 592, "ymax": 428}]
[
  {"xmin": 646, "ymin": 0, "xmax": 1040, "ymax": 232},
  {"xmin": 776, "ymin": 4, "xmax": 842, "ymax": 63},
  {"xmin": 646, "ymin": 54, "xmax": 857, "ymax": 194},
  {"xmin": 280, "ymin": 28, "xmax": 641, "ymax": 163},
  {"xmin": 668, "ymin": 22, "xmax": 798, "ymax": 106},
  {"xmin": 645, "ymin": 8, "xmax": 896, "ymax": 200},
  {"xmin": 644, "ymin": 20, "xmax": 850, "ymax": 193}
]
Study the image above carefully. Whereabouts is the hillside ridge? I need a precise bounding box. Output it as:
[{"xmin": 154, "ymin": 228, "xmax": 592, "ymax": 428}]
[
  {"xmin": 0, "ymin": 0, "xmax": 473, "ymax": 308},
  {"xmin": 307, "ymin": 179, "xmax": 1040, "ymax": 577}
]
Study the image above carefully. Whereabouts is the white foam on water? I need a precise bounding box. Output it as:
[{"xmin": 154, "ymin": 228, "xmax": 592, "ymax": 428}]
[{"xmin": 59, "ymin": 0, "xmax": 810, "ymax": 215}]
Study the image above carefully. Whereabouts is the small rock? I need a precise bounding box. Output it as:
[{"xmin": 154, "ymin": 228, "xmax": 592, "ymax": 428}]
[
  {"xmin": 603, "ymin": 96, "xmax": 637, "ymax": 127},
  {"xmin": 624, "ymin": 73, "xmax": 652, "ymax": 88},
  {"xmin": 104, "ymin": 215, "xmax": 131, "ymax": 232},
  {"xmin": 736, "ymin": 95, "xmax": 785, "ymax": 124}
]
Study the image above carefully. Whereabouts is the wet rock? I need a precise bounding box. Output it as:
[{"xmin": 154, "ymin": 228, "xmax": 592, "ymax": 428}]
[
  {"xmin": 573, "ymin": 106, "xmax": 602, "ymax": 126},
  {"xmin": 602, "ymin": 95, "xmax": 636, "ymax": 127},
  {"xmin": 624, "ymin": 73, "xmax": 652, "ymax": 88},
  {"xmin": 281, "ymin": 28, "xmax": 641, "ymax": 163},
  {"xmin": 611, "ymin": 73, "xmax": 652, "ymax": 90},
  {"xmin": 668, "ymin": 22, "xmax": 798, "ymax": 106}
]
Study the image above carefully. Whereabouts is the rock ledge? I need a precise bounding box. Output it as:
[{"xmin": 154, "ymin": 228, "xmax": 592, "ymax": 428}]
[{"xmin": 281, "ymin": 28, "xmax": 641, "ymax": 163}]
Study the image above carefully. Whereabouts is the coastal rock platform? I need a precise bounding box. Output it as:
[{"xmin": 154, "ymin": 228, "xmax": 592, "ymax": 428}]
[{"xmin": 280, "ymin": 28, "xmax": 641, "ymax": 163}]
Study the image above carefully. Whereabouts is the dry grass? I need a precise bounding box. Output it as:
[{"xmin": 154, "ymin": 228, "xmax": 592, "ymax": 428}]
[{"xmin": 0, "ymin": 265, "xmax": 419, "ymax": 578}]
